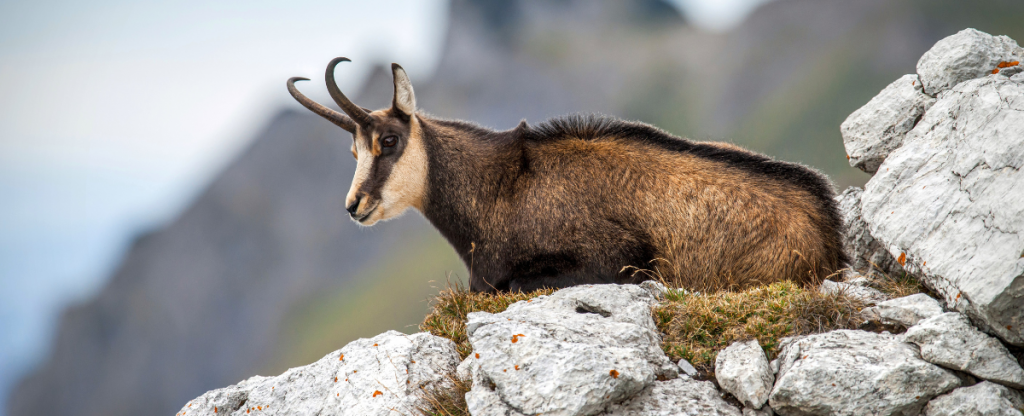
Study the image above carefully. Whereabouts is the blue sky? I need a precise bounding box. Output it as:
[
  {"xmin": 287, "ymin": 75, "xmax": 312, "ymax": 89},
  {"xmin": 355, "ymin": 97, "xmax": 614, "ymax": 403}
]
[{"xmin": 0, "ymin": 0, "xmax": 770, "ymax": 412}]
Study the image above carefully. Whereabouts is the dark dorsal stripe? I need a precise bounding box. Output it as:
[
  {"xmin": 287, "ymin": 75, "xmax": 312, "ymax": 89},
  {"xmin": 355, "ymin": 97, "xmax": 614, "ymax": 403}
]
[{"xmin": 525, "ymin": 114, "xmax": 838, "ymax": 213}]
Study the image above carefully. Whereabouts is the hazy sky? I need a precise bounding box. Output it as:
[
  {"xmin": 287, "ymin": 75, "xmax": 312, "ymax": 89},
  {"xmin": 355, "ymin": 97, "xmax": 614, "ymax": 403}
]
[{"xmin": 0, "ymin": 0, "xmax": 771, "ymax": 412}]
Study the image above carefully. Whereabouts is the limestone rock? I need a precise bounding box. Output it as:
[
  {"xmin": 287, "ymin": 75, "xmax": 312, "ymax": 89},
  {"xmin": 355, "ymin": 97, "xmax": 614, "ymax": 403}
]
[
  {"xmin": 819, "ymin": 279, "xmax": 888, "ymax": 305},
  {"xmin": 456, "ymin": 354, "xmax": 475, "ymax": 383},
  {"xmin": 924, "ymin": 381, "xmax": 1024, "ymax": 416},
  {"xmin": 860, "ymin": 73, "xmax": 1024, "ymax": 345},
  {"xmin": 841, "ymin": 74, "xmax": 935, "ymax": 173},
  {"xmin": 836, "ymin": 187, "xmax": 906, "ymax": 276},
  {"xmin": 715, "ymin": 340, "xmax": 773, "ymax": 409},
  {"xmin": 742, "ymin": 406, "xmax": 774, "ymax": 416},
  {"xmin": 175, "ymin": 331, "xmax": 459, "ymax": 416},
  {"xmin": 905, "ymin": 313, "xmax": 1024, "ymax": 389},
  {"xmin": 769, "ymin": 330, "xmax": 960, "ymax": 415},
  {"xmin": 678, "ymin": 358, "xmax": 699, "ymax": 377},
  {"xmin": 464, "ymin": 284, "xmax": 677, "ymax": 416},
  {"xmin": 860, "ymin": 293, "xmax": 944, "ymax": 328},
  {"xmin": 601, "ymin": 378, "xmax": 742, "ymax": 416},
  {"xmin": 465, "ymin": 387, "xmax": 527, "ymax": 416},
  {"xmin": 917, "ymin": 28, "xmax": 1024, "ymax": 95}
]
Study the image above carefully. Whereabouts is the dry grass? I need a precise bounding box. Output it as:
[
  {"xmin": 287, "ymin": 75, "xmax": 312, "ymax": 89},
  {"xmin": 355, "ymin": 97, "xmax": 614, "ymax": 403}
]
[
  {"xmin": 858, "ymin": 270, "xmax": 925, "ymax": 298},
  {"xmin": 417, "ymin": 375, "xmax": 472, "ymax": 416},
  {"xmin": 419, "ymin": 280, "xmax": 555, "ymax": 359},
  {"xmin": 655, "ymin": 281, "xmax": 868, "ymax": 373}
]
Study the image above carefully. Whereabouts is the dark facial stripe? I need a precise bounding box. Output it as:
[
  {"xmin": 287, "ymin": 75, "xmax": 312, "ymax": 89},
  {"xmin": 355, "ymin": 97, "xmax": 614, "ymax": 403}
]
[{"xmin": 358, "ymin": 127, "xmax": 407, "ymax": 201}]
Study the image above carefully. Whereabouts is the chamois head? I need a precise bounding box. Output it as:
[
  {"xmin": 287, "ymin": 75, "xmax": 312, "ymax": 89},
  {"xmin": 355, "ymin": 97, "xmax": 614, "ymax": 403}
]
[{"xmin": 287, "ymin": 58, "xmax": 427, "ymax": 226}]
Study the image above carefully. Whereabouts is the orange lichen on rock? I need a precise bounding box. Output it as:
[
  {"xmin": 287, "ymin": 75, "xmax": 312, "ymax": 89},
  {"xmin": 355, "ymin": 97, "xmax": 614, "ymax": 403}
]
[
  {"xmin": 334, "ymin": 377, "xmax": 338, "ymax": 382},
  {"xmin": 897, "ymin": 252, "xmax": 906, "ymax": 266},
  {"xmin": 609, "ymin": 369, "xmax": 619, "ymax": 379},
  {"xmin": 339, "ymin": 354, "xmax": 344, "ymax": 361},
  {"xmin": 993, "ymin": 69, "xmax": 1000, "ymax": 74},
  {"xmin": 511, "ymin": 333, "xmax": 526, "ymax": 343},
  {"xmin": 475, "ymin": 353, "xmax": 480, "ymax": 359},
  {"xmin": 997, "ymin": 61, "xmax": 1020, "ymax": 68},
  {"xmin": 373, "ymin": 390, "xmax": 383, "ymax": 397},
  {"xmin": 515, "ymin": 365, "xmax": 520, "ymax": 370},
  {"xmin": 214, "ymin": 408, "xmax": 217, "ymax": 414},
  {"xmin": 373, "ymin": 343, "xmax": 378, "ymax": 347}
]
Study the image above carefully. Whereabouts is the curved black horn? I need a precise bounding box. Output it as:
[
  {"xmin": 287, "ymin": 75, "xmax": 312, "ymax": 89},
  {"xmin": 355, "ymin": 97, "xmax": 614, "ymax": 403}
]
[
  {"xmin": 287, "ymin": 77, "xmax": 357, "ymax": 133},
  {"xmin": 326, "ymin": 57, "xmax": 373, "ymax": 127}
]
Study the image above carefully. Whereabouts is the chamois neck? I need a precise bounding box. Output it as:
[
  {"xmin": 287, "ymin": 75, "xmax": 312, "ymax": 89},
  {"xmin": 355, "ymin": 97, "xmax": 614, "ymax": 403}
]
[{"xmin": 418, "ymin": 117, "xmax": 524, "ymax": 256}]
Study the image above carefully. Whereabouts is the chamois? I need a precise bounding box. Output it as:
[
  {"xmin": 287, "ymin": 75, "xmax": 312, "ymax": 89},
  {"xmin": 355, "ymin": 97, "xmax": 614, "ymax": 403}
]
[{"xmin": 287, "ymin": 58, "xmax": 848, "ymax": 293}]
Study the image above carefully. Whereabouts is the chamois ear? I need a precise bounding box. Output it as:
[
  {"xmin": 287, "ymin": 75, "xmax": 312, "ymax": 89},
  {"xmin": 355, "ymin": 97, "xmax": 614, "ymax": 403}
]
[{"xmin": 391, "ymin": 63, "xmax": 416, "ymax": 117}]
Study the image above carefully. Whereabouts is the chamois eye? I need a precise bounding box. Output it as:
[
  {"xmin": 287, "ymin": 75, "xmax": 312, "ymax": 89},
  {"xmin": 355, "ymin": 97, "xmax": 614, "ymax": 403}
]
[{"xmin": 382, "ymin": 136, "xmax": 398, "ymax": 148}]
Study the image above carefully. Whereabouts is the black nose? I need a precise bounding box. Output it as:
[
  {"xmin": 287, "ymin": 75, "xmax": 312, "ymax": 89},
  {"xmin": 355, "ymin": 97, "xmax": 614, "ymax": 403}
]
[{"xmin": 346, "ymin": 195, "xmax": 362, "ymax": 216}]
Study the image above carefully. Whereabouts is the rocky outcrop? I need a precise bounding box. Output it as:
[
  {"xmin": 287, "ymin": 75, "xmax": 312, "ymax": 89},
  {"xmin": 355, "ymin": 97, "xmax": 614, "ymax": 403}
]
[
  {"xmin": 842, "ymin": 28, "xmax": 1024, "ymax": 346},
  {"xmin": 715, "ymin": 340, "xmax": 773, "ymax": 410},
  {"xmin": 905, "ymin": 313, "xmax": 1024, "ymax": 389},
  {"xmin": 924, "ymin": 381, "xmax": 1024, "ymax": 416},
  {"xmin": 462, "ymin": 284, "xmax": 679, "ymax": 416},
  {"xmin": 768, "ymin": 330, "xmax": 961, "ymax": 415},
  {"xmin": 175, "ymin": 331, "xmax": 459, "ymax": 416}
]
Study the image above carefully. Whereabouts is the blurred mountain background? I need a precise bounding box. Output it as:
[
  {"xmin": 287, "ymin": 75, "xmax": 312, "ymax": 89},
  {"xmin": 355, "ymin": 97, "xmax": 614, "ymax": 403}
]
[{"xmin": 6, "ymin": 0, "xmax": 1024, "ymax": 415}]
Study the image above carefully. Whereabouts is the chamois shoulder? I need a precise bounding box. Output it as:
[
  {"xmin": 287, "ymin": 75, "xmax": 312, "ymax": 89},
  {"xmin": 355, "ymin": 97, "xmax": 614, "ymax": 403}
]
[{"xmin": 525, "ymin": 113, "xmax": 837, "ymax": 205}]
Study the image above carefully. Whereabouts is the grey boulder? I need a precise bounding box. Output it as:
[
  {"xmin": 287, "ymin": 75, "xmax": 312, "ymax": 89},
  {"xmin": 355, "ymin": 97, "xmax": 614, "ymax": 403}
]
[
  {"xmin": 916, "ymin": 28, "xmax": 1024, "ymax": 96},
  {"xmin": 860, "ymin": 70, "xmax": 1024, "ymax": 345},
  {"xmin": 715, "ymin": 340, "xmax": 773, "ymax": 409},
  {"xmin": 175, "ymin": 331, "xmax": 459, "ymax": 416},
  {"xmin": 905, "ymin": 312, "xmax": 1024, "ymax": 389},
  {"xmin": 860, "ymin": 293, "xmax": 944, "ymax": 328},
  {"xmin": 463, "ymin": 284, "xmax": 678, "ymax": 416},
  {"xmin": 841, "ymin": 74, "xmax": 935, "ymax": 173},
  {"xmin": 924, "ymin": 381, "xmax": 1024, "ymax": 416},
  {"xmin": 769, "ymin": 330, "xmax": 960, "ymax": 416},
  {"xmin": 601, "ymin": 378, "xmax": 741, "ymax": 416}
]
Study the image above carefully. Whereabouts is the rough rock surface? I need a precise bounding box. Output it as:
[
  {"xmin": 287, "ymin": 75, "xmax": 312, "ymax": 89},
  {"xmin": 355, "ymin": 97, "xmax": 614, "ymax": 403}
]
[
  {"xmin": 463, "ymin": 284, "xmax": 678, "ymax": 416},
  {"xmin": 836, "ymin": 187, "xmax": 906, "ymax": 277},
  {"xmin": 600, "ymin": 378, "xmax": 741, "ymax": 416},
  {"xmin": 715, "ymin": 340, "xmax": 773, "ymax": 409},
  {"xmin": 176, "ymin": 331, "xmax": 459, "ymax": 416},
  {"xmin": 917, "ymin": 28, "xmax": 1024, "ymax": 96},
  {"xmin": 860, "ymin": 35, "xmax": 1024, "ymax": 344},
  {"xmin": 905, "ymin": 313, "xmax": 1024, "ymax": 388},
  {"xmin": 860, "ymin": 293, "xmax": 944, "ymax": 328},
  {"xmin": 841, "ymin": 74, "xmax": 935, "ymax": 173},
  {"xmin": 677, "ymin": 359, "xmax": 698, "ymax": 377},
  {"xmin": 769, "ymin": 330, "xmax": 960, "ymax": 415},
  {"xmin": 819, "ymin": 279, "xmax": 888, "ymax": 305},
  {"xmin": 924, "ymin": 381, "xmax": 1024, "ymax": 416}
]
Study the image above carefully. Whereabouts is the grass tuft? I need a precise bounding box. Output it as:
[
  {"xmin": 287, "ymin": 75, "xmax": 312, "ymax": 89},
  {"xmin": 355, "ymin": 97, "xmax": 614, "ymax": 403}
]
[
  {"xmin": 655, "ymin": 280, "xmax": 868, "ymax": 373},
  {"xmin": 417, "ymin": 375, "xmax": 472, "ymax": 416}
]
